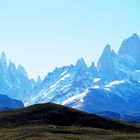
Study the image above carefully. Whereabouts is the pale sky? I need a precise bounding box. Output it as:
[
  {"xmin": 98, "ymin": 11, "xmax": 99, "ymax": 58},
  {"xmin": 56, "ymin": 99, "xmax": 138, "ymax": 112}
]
[{"xmin": 0, "ymin": 0, "xmax": 140, "ymax": 79}]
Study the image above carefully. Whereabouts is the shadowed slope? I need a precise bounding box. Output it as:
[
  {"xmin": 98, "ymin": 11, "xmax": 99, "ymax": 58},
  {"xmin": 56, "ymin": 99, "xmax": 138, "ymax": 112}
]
[
  {"xmin": 0, "ymin": 94, "xmax": 24, "ymax": 111},
  {"xmin": 0, "ymin": 103, "xmax": 139, "ymax": 132}
]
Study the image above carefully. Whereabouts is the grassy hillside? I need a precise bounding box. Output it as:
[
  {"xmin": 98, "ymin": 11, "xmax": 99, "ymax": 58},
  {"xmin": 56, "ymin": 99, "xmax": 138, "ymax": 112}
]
[{"xmin": 0, "ymin": 103, "xmax": 140, "ymax": 140}]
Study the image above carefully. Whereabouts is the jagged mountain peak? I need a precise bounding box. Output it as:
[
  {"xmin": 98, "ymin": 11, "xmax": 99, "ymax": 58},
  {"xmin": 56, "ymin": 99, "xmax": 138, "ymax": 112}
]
[
  {"xmin": 37, "ymin": 76, "xmax": 42, "ymax": 81},
  {"xmin": 1, "ymin": 51, "xmax": 6, "ymax": 60},
  {"xmin": 89, "ymin": 62, "xmax": 96, "ymax": 68},
  {"xmin": 118, "ymin": 33, "xmax": 140, "ymax": 60},
  {"xmin": 97, "ymin": 44, "xmax": 116, "ymax": 66},
  {"xmin": 0, "ymin": 52, "xmax": 35, "ymax": 101},
  {"xmin": 0, "ymin": 52, "xmax": 7, "ymax": 66},
  {"xmin": 76, "ymin": 58, "xmax": 87, "ymax": 70},
  {"xmin": 0, "ymin": 52, "xmax": 8, "ymax": 75},
  {"xmin": 17, "ymin": 65, "xmax": 27, "ymax": 75},
  {"xmin": 97, "ymin": 44, "xmax": 117, "ymax": 79},
  {"xmin": 99, "ymin": 44, "xmax": 116, "ymax": 58},
  {"xmin": 88, "ymin": 62, "xmax": 98, "ymax": 77},
  {"xmin": 9, "ymin": 60, "xmax": 16, "ymax": 68},
  {"xmin": 89, "ymin": 62, "xmax": 97, "ymax": 72},
  {"xmin": 37, "ymin": 76, "xmax": 42, "ymax": 84},
  {"xmin": 131, "ymin": 33, "xmax": 139, "ymax": 39},
  {"xmin": 8, "ymin": 61, "xmax": 17, "ymax": 76},
  {"xmin": 103, "ymin": 44, "xmax": 111, "ymax": 52}
]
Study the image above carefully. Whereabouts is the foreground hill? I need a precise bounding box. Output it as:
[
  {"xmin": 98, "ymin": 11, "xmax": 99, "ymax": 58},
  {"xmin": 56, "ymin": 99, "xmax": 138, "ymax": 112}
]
[
  {"xmin": 0, "ymin": 103, "xmax": 140, "ymax": 140},
  {"xmin": 0, "ymin": 103, "xmax": 139, "ymax": 130}
]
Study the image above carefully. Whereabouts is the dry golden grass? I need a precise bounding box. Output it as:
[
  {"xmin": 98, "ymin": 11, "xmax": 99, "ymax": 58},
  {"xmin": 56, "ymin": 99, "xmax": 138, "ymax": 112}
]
[{"xmin": 0, "ymin": 125, "xmax": 140, "ymax": 140}]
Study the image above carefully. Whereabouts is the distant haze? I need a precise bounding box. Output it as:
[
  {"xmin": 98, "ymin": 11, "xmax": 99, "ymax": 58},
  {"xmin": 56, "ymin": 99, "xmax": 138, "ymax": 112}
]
[{"xmin": 0, "ymin": 0, "xmax": 140, "ymax": 79}]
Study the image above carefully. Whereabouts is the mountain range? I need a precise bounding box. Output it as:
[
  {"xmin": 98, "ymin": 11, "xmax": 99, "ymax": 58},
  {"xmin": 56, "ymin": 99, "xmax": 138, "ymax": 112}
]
[
  {"xmin": 1, "ymin": 33, "xmax": 140, "ymax": 121},
  {"xmin": 0, "ymin": 52, "xmax": 35, "ymax": 102}
]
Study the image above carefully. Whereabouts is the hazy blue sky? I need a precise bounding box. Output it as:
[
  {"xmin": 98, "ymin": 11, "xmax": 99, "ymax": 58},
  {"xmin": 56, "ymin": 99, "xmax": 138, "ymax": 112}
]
[{"xmin": 0, "ymin": 0, "xmax": 140, "ymax": 79}]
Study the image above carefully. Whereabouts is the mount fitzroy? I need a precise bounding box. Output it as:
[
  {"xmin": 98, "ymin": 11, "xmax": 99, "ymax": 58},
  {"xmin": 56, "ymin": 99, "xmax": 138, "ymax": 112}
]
[{"xmin": 1, "ymin": 33, "xmax": 140, "ymax": 121}]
